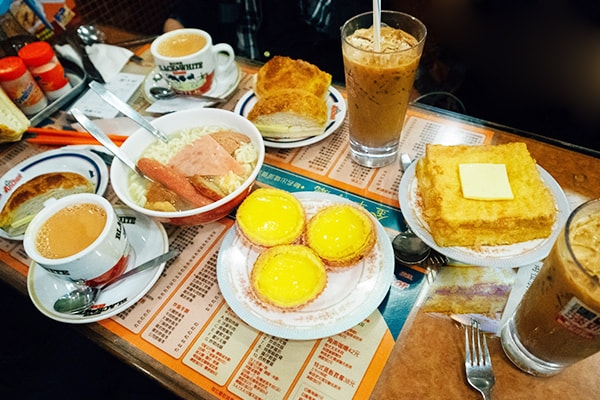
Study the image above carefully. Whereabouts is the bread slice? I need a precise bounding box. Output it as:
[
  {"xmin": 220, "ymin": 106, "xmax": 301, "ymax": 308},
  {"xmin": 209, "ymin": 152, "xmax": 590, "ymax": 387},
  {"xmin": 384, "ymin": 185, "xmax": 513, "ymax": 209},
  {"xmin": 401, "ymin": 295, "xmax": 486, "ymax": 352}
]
[
  {"xmin": 247, "ymin": 89, "xmax": 328, "ymax": 138},
  {"xmin": 0, "ymin": 87, "xmax": 29, "ymax": 143},
  {"xmin": 0, "ymin": 172, "xmax": 93, "ymax": 237},
  {"xmin": 253, "ymin": 56, "xmax": 332, "ymax": 100},
  {"xmin": 415, "ymin": 143, "xmax": 557, "ymax": 247}
]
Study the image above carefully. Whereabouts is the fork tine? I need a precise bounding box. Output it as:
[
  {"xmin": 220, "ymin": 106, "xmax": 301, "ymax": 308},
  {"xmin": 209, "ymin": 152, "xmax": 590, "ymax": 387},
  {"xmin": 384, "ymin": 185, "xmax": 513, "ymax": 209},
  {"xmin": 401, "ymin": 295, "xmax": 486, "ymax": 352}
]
[
  {"xmin": 465, "ymin": 318, "xmax": 495, "ymax": 399},
  {"xmin": 482, "ymin": 325, "xmax": 492, "ymax": 366},
  {"xmin": 476, "ymin": 320, "xmax": 484, "ymax": 366},
  {"xmin": 465, "ymin": 322, "xmax": 472, "ymax": 366}
]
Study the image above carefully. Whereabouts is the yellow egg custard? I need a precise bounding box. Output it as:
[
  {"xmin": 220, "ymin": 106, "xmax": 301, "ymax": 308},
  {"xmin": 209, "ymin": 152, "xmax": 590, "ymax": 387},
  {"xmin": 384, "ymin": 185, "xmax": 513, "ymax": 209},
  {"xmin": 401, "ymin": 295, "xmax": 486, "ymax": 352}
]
[
  {"xmin": 305, "ymin": 204, "xmax": 376, "ymax": 268},
  {"xmin": 251, "ymin": 245, "xmax": 327, "ymax": 310},
  {"xmin": 236, "ymin": 188, "xmax": 305, "ymax": 247}
]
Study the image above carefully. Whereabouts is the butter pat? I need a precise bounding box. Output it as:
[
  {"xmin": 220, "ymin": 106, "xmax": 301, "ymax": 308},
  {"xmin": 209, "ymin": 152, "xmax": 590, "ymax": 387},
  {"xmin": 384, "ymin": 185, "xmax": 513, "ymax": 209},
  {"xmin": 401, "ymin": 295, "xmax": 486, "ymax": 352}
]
[{"xmin": 459, "ymin": 163, "xmax": 514, "ymax": 200}]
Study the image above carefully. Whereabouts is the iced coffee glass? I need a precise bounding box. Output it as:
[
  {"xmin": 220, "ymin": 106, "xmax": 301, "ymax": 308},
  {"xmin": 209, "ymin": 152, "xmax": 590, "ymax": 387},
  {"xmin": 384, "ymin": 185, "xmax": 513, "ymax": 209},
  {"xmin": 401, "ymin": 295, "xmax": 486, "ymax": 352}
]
[
  {"xmin": 342, "ymin": 11, "xmax": 426, "ymax": 168},
  {"xmin": 501, "ymin": 198, "xmax": 600, "ymax": 376}
]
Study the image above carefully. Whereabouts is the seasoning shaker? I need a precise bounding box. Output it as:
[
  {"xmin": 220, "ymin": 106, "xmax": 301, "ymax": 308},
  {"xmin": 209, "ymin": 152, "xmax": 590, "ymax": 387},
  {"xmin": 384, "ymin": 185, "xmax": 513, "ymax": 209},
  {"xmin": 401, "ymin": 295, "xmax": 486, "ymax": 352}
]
[
  {"xmin": 18, "ymin": 41, "xmax": 71, "ymax": 100},
  {"xmin": 0, "ymin": 55, "xmax": 47, "ymax": 115}
]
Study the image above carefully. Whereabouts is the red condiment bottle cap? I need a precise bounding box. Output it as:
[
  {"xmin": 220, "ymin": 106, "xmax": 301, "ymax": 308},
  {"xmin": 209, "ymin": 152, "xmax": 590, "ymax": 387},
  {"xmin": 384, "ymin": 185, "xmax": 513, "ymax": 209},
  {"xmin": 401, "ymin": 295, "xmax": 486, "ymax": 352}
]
[
  {"xmin": 18, "ymin": 41, "xmax": 54, "ymax": 67},
  {"xmin": 0, "ymin": 56, "xmax": 28, "ymax": 81}
]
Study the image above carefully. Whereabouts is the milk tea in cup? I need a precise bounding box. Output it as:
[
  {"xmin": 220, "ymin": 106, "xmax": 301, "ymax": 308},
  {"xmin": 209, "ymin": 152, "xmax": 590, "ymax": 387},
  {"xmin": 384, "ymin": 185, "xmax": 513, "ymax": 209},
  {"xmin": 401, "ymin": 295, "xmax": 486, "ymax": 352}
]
[
  {"xmin": 501, "ymin": 198, "xmax": 600, "ymax": 376},
  {"xmin": 150, "ymin": 28, "xmax": 235, "ymax": 95},
  {"xmin": 23, "ymin": 193, "xmax": 132, "ymax": 287},
  {"xmin": 342, "ymin": 11, "xmax": 426, "ymax": 168}
]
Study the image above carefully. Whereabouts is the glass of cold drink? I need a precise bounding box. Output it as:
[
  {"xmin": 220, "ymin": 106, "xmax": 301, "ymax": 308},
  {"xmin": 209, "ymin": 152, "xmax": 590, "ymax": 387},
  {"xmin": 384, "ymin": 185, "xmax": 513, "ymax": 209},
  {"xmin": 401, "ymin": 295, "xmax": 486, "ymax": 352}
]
[
  {"xmin": 501, "ymin": 198, "xmax": 600, "ymax": 376},
  {"xmin": 341, "ymin": 11, "xmax": 426, "ymax": 168}
]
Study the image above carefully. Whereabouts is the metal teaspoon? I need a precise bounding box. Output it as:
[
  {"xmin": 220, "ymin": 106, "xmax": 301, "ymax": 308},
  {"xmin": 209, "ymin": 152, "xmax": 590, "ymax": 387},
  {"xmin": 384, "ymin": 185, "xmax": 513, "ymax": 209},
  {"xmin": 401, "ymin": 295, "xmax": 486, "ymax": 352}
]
[
  {"xmin": 53, "ymin": 250, "xmax": 180, "ymax": 314},
  {"xmin": 393, "ymin": 153, "xmax": 432, "ymax": 264},
  {"xmin": 149, "ymin": 86, "xmax": 227, "ymax": 103}
]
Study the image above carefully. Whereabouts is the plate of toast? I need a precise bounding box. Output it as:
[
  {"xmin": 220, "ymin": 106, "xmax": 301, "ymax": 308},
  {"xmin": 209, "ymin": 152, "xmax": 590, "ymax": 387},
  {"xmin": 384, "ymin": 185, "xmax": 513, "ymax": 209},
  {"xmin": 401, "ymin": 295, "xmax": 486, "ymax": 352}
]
[
  {"xmin": 235, "ymin": 86, "xmax": 346, "ymax": 148},
  {"xmin": 398, "ymin": 145, "xmax": 570, "ymax": 268},
  {"xmin": 235, "ymin": 56, "xmax": 347, "ymax": 148},
  {"xmin": 0, "ymin": 147, "xmax": 109, "ymax": 240}
]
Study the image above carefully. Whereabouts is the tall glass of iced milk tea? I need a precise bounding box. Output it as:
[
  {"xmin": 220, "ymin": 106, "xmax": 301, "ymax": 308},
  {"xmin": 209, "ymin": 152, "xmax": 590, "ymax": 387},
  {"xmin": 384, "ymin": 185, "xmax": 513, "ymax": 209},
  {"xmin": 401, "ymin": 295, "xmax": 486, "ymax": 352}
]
[
  {"xmin": 501, "ymin": 198, "xmax": 600, "ymax": 376},
  {"xmin": 342, "ymin": 11, "xmax": 426, "ymax": 168}
]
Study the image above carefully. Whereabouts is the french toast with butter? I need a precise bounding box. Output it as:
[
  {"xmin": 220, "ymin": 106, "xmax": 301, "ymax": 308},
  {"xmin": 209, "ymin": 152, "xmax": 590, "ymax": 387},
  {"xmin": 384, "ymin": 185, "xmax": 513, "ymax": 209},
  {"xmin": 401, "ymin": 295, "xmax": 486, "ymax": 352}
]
[{"xmin": 415, "ymin": 143, "xmax": 557, "ymax": 247}]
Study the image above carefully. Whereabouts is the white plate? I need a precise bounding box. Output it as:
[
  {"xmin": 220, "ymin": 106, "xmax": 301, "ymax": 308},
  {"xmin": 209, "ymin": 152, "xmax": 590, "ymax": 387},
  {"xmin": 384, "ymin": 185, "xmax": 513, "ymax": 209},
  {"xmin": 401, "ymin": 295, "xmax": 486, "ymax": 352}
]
[
  {"xmin": 398, "ymin": 162, "xmax": 570, "ymax": 268},
  {"xmin": 234, "ymin": 86, "xmax": 347, "ymax": 149},
  {"xmin": 0, "ymin": 147, "xmax": 109, "ymax": 240},
  {"xmin": 27, "ymin": 206, "xmax": 169, "ymax": 324},
  {"xmin": 143, "ymin": 58, "xmax": 242, "ymax": 105},
  {"xmin": 216, "ymin": 192, "xmax": 394, "ymax": 340}
]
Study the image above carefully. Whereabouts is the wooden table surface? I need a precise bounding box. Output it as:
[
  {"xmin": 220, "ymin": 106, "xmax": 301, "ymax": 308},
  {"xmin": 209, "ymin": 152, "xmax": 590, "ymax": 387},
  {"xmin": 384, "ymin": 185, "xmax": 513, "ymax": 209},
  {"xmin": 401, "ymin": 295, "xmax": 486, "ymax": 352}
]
[{"xmin": 2, "ymin": 26, "xmax": 600, "ymax": 400}]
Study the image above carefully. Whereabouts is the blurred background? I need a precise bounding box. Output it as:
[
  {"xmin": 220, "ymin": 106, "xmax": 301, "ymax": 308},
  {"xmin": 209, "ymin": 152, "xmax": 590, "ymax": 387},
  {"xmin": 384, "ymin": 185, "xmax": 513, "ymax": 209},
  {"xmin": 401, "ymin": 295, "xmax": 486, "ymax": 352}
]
[{"xmin": 69, "ymin": 0, "xmax": 600, "ymax": 150}]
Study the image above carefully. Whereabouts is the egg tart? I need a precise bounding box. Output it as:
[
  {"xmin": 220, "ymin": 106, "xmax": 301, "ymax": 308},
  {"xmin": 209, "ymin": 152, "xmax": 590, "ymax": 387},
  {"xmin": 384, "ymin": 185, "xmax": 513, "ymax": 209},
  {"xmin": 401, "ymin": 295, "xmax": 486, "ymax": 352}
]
[
  {"xmin": 251, "ymin": 244, "xmax": 327, "ymax": 310},
  {"xmin": 236, "ymin": 188, "xmax": 305, "ymax": 247},
  {"xmin": 305, "ymin": 204, "xmax": 376, "ymax": 268}
]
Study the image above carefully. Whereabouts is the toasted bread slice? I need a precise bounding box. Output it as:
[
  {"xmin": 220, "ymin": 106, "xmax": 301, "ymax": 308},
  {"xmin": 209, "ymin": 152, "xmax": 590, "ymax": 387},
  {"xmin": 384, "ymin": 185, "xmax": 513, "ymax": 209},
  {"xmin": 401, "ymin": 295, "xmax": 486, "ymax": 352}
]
[
  {"xmin": 247, "ymin": 89, "xmax": 328, "ymax": 138},
  {"xmin": 253, "ymin": 56, "xmax": 332, "ymax": 100},
  {"xmin": 0, "ymin": 87, "xmax": 29, "ymax": 143},
  {"xmin": 0, "ymin": 172, "xmax": 93, "ymax": 237},
  {"xmin": 416, "ymin": 143, "xmax": 557, "ymax": 247}
]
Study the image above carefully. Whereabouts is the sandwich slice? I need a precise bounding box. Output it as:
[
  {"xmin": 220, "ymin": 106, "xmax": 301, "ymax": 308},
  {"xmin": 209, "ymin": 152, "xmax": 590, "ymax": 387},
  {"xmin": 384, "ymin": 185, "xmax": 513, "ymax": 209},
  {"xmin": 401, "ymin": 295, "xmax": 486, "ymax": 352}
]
[{"xmin": 247, "ymin": 89, "xmax": 328, "ymax": 139}]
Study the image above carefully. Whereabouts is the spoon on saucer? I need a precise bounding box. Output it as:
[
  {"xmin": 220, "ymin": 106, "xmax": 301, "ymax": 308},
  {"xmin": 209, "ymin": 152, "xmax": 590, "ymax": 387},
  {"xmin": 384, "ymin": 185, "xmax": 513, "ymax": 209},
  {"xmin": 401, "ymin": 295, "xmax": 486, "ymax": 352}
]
[
  {"xmin": 53, "ymin": 249, "xmax": 180, "ymax": 315},
  {"xmin": 393, "ymin": 152, "xmax": 432, "ymax": 264},
  {"xmin": 392, "ymin": 227, "xmax": 431, "ymax": 265},
  {"xmin": 149, "ymin": 86, "xmax": 227, "ymax": 103}
]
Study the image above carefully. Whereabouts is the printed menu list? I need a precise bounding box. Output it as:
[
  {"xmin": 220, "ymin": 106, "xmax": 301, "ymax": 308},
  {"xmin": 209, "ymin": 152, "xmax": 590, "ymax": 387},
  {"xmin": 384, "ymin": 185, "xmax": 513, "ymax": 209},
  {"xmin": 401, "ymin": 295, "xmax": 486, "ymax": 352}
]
[{"xmin": 0, "ymin": 67, "xmax": 496, "ymax": 400}]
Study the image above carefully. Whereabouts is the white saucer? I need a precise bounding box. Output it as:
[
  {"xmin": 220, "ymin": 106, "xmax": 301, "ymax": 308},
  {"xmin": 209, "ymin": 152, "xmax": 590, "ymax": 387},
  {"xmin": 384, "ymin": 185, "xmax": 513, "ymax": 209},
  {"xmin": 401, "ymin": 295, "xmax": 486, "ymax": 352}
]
[
  {"xmin": 217, "ymin": 192, "xmax": 394, "ymax": 340},
  {"xmin": 143, "ymin": 57, "xmax": 242, "ymax": 106},
  {"xmin": 27, "ymin": 206, "xmax": 169, "ymax": 324},
  {"xmin": 234, "ymin": 86, "xmax": 347, "ymax": 149},
  {"xmin": 0, "ymin": 147, "xmax": 109, "ymax": 240}
]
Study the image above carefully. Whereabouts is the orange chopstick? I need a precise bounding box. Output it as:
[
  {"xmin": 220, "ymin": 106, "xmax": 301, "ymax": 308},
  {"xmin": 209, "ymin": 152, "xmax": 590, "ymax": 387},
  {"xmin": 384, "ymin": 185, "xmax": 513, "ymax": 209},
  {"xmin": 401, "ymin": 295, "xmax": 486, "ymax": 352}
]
[
  {"xmin": 27, "ymin": 135, "xmax": 125, "ymax": 147},
  {"xmin": 26, "ymin": 127, "xmax": 128, "ymax": 142}
]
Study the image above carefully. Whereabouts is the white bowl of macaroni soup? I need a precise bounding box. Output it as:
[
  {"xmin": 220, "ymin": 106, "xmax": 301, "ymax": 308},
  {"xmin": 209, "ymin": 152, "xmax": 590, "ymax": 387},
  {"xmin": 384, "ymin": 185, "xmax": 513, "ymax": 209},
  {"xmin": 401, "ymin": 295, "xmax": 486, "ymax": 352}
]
[{"xmin": 110, "ymin": 108, "xmax": 265, "ymax": 225}]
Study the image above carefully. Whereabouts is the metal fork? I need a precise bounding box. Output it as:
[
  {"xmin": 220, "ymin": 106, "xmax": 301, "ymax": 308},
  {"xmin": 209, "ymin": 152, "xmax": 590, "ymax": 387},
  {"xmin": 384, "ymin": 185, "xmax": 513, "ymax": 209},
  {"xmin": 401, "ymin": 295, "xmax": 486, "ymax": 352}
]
[
  {"xmin": 424, "ymin": 250, "xmax": 447, "ymax": 284},
  {"xmin": 465, "ymin": 319, "xmax": 495, "ymax": 399}
]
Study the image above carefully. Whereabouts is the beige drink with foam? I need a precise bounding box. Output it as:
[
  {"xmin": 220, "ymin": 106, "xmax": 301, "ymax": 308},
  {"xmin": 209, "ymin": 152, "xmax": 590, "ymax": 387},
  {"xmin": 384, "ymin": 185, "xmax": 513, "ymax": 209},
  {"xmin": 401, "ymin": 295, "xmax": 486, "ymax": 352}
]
[
  {"xmin": 502, "ymin": 199, "xmax": 600, "ymax": 375},
  {"xmin": 35, "ymin": 203, "xmax": 107, "ymax": 259},
  {"xmin": 342, "ymin": 11, "xmax": 426, "ymax": 168},
  {"xmin": 156, "ymin": 32, "xmax": 207, "ymax": 57}
]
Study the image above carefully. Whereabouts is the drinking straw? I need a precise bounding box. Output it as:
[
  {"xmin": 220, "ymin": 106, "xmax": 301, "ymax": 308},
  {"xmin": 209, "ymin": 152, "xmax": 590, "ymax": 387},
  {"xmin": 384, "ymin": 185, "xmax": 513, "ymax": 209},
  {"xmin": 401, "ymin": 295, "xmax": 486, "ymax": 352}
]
[{"xmin": 373, "ymin": 0, "xmax": 381, "ymax": 51}]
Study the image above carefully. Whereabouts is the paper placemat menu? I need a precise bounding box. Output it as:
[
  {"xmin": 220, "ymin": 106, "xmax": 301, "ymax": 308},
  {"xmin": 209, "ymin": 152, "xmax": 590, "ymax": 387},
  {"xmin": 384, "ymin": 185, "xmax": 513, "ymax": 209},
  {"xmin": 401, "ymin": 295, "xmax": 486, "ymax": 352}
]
[{"xmin": 0, "ymin": 68, "xmax": 497, "ymax": 399}]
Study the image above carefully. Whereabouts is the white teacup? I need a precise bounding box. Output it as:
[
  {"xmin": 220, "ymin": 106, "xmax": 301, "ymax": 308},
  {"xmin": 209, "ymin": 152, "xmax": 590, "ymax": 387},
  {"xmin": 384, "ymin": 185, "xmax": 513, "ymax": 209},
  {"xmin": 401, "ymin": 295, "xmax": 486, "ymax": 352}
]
[
  {"xmin": 23, "ymin": 193, "xmax": 133, "ymax": 287},
  {"xmin": 150, "ymin": 28, "xmax": 235, "ymax": 95}
]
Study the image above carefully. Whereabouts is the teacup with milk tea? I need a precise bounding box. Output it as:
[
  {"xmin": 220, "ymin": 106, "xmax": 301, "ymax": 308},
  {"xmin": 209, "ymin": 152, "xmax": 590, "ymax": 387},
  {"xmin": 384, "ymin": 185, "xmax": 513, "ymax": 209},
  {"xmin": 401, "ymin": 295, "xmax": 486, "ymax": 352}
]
[
  {"xmin": 24, "ymin": 194, "xmax": 132, "ymax": 287},
  {"xmin": 151, "ymin": 28, "xmax": 235, "ymax": 95}
]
